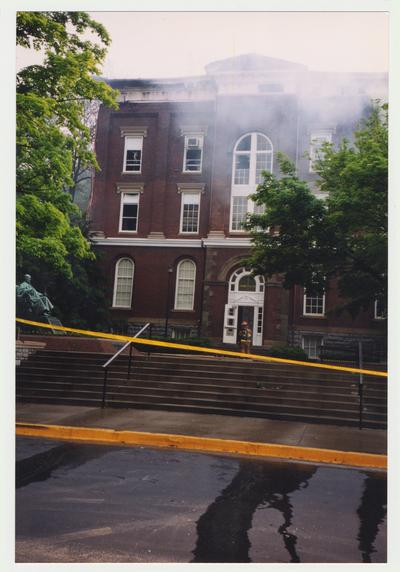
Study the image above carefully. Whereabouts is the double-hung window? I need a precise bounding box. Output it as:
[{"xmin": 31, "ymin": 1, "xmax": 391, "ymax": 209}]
[
  {"xmin": 302, "ymin": 335, "xmax": 323, "ymax": 359},
  {"xmin": 183, "ymin": 135, "xmax": 203, "ymax": 173},
  {"xmin": 309, "ymin": 131, "xmax": 332, "ymax": 173},
  {"xmin": 112, "ymin": 258, "xmax": 134, "ymax": 308},
  {"xmin": 119, "ymin": 192, "xmax": 139, "ymax": 232},
  {"xmin": 180, "ymin": 192, "xmax": 200, "ymax": 234},
  {"xmin": 175, "ymin": 260, "xmax": 196, "ymax": 310},
  {"xmin": 123, "ymin": 136, "xmax": 143, "ymax": 172},
  {"xmin": 230, "ymin": 133, "xmax": 273, "ymax": 232},
  {"xmin": 303, "ymin": 290, "xmax": 325, "ymax": 316}
]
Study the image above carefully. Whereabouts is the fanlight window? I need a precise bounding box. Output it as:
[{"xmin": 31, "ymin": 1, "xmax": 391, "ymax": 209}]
[
  {"xmin": 238, "ymin": 275, "xmax": 256, "ymax": 292},
  {"xmin": 233, "ymin": 133, "xmax": 273, "ymax": 186},
  {"xmin": 229, "ymin": 268, "xmax": 264, "ymax": 293}
]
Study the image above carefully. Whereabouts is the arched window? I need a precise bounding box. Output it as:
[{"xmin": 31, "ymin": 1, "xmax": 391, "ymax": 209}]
[
  {"xmin": 229, "ymin": 267, "xmax": 265, "ymax": 293},
  {"xmin": 230, "ymin": 132, "xmax": 273, "ymax": 231},
  {"xmin": 112, "ymin": 258, "xmax": 134, "ymax": 308},
  {"xmin": 175, "ymin": 259, "xmax": 196, "ymax": 310}
]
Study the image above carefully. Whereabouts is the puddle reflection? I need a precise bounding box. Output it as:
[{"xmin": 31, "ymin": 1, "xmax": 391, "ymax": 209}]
[
  {"xmin": 357, "ymin": 472, "xmax": 387, "ymax": 562},
  {"xmin": 192, "ymin": 459, "xmax": 316, "ymax": 563},
  {"xmin": 16, "ymin": 443, "xmax": 120, "ymax": 488}
]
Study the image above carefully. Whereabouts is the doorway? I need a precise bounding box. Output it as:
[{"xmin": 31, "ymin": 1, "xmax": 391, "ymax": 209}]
[{"xmin": 222, "ymin": 268, "xmax": 265, "ymax": 346}]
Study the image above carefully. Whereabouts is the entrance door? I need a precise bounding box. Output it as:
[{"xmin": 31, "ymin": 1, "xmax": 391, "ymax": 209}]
[{"xmin": 222, "ymin": 304, "xmax": 238, "ymax": 344}]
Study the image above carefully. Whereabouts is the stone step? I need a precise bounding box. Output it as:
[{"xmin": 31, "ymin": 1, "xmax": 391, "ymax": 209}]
[
  {"xmin": 15, "ymin": 391, "xmax": 386, "ymax": 428},
  {"xmin": 18, "ymin": 381, "xmax": 386, "ymax": 413},
  {"xmin": 29, "ymin": 350, "xmax": 376, "ymax": 380},
  {"xmin": 16, "ymin": 372, "xmax": 387, "ymax": 402},
  {"xmin": 17, "ymin": 365, "xmax": 387, "ymax": 393}
]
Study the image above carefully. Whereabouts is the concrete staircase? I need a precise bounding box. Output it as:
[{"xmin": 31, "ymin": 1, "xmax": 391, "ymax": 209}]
[{"xmin": 16, "ymin": 350, "xmax": 387, "ymax": 429}]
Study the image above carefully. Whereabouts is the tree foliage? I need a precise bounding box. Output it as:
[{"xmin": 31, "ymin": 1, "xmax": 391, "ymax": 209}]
[
  {"xmin": 245, "ymin": 104, "xmax": 387, "ymax": 316},
  {"xmin": 16, "ymin": 11, "xmax": 118, "ymax": 325}
]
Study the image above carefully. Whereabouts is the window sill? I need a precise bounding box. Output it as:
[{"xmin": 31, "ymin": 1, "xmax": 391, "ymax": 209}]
[
  {"xmin": 182, "ymin": 171, "xmax": 202, "ymax": 175},
  {"xmin": 110, "ymin": 306, "xmax": 132, "ymax": 310},
  {"xmin": 121, "ymin": 171, "xmax": 142, "ymax": 175},
  {"xmin": 118, "ymin": 230, "xmax": 138, "ymax": 234},
  {"xmin": 302, "ymin": 314, "xmax": 326, "ymax": 318},
  {"xmin": 179, "ymin": 232, "xmax": 199, "ymax": 236},
  {"xmin": 172, "ymin": 309, "xmax": 195, "ymax": 313}
]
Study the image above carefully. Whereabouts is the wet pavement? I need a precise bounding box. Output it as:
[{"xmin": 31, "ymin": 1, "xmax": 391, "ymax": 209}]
[
  {"xmin": 16, "ymin": 403, "xmax": 388, "ymax": 454},
  {"xmin": 15, "ymin": 436, "xmax": 387, "ymax": 563}
]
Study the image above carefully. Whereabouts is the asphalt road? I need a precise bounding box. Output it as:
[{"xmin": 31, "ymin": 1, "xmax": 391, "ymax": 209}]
[{"xmin": 15, "ymin": 436, "xmax": 387, "ymax": 563}]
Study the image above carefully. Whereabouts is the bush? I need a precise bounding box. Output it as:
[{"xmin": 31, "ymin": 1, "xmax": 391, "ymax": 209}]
[
  {"xmin": 133, "ymin": 337, "xmax": 212, "ymax": 354},
  {"xmin": 263, "ymin": 345, "xmax": 309, "ymax": 361}
]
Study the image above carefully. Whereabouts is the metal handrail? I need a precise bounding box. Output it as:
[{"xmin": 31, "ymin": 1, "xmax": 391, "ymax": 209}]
[{"xmin": 101, "ymin": 323, "xmax": 151, "ymax": 408}]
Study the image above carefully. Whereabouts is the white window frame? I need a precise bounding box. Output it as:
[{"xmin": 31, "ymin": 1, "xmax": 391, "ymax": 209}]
[
  {"xmin": 118, "ymin": 192, "xmax": 140, "ymax": 233},
  {"xmin": 174, "ymin": 259, "xmax": 196, "ymax": 311},
  {"xmin": 112, "ymin": 258, "xmax": 134, "ymax": 308},
  {"xmin": 183, "ymin": 135, "xmax": 204, "ymax": 174},
  {"xmin": 303, "ymin": 291, "xmax": 326, "ymax": 316},
  {"xmin": 302, "ymin": 335, "xmax": 324, "ymax": 359},
  {"xmin": 309, "ymin": 131, "xmax": 332, "ymax": 173},
  {"xmin": 179, "ymin": 191, "xmax": 201, "ymax": 234},
  {"xmin": 230, "ymin": 132, "xmax": 273, "ymax": 232},
  {"xmin": 123, "ymin": 136, "xmax": 143, "ymax": 173}
]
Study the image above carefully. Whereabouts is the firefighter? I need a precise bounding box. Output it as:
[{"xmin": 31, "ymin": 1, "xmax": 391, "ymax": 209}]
[{"xmin": 238, "ymin": 320, "xmax": 252, "ymax": 354}]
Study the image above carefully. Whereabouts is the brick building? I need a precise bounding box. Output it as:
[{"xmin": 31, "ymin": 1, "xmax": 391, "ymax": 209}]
[{"xmin": 89, "ymin": 54, "xmax": 387, "ymax": 357}]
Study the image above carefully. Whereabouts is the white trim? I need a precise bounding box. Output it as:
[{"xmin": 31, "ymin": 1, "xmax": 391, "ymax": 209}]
[
  {"xmin": 303, "ymin": 291, "xmax": 326, "ymax": 316},
  {"xmin": 174, "ymin": 259, "xmax": 196, "ymax": 311},
  {"xmin": 90, "ymin": 237, "xmax": 254, "ymax": 248},
  {"xmin": 118, "ymin": 192, "xmax": 140, "ymax": 233},
  {"xmin": 112, "ymin": 258, "xmax": 134, "ymax": 308},
  {"xmin": 202, "ymin": 237, "xmax": 252, "ymax": 247}
]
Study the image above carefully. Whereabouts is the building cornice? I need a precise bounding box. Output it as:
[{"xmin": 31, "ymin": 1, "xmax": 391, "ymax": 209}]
[{"xmin": 91, "ymin": 237, "xmax": 203, "ymax": 248}]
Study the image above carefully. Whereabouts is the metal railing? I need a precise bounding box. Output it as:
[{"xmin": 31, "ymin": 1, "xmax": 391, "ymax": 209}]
[{"xmin": 101, "ymin": 323, "xmax": 150, "ymax": 408}]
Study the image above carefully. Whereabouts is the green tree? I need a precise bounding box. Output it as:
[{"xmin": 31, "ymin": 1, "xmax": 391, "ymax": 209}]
[
  {"xmin": 245, "ymin": 104, "xmax": 387, "ymax": 316},
  {"xmin": 16, "ymin": 12, "xmax": 118, "ymax": 324}
]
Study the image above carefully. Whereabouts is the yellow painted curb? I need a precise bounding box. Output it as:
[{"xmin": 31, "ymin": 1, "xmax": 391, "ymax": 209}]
[
  {"xmin": 16, "ymin": 423, "xmax": 387, "ymax": 470},
  {"xmin": 16, "ymin": 318, "xmax": 387, "ymax": 378}
]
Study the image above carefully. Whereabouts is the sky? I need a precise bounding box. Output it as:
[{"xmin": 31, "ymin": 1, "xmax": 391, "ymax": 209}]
[{"xmin": 16, "ymin": 11, "xmax": 389, "ymax": 79}]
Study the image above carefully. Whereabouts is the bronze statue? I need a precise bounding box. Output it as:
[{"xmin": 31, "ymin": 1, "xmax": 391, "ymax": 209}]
[{"xmin": 16, "ymin": 274, "xmax": 54, "ymax": 318}]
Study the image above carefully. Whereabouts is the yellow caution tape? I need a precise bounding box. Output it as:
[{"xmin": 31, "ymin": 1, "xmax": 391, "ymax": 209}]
[{"xmin": 16, "ymin": 317, "xmax": 387, "ymax": 378}]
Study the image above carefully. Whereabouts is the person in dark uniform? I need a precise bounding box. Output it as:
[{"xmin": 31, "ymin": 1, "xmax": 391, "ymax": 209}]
[{"xmin": 238, "ymin": 320, "xmax": 252, "ymax": 354}]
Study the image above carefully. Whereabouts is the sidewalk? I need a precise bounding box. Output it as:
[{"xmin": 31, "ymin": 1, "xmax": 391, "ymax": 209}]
[{"xmin": 16, "ymin": 402, "xmax": 387, "ymax": 457}]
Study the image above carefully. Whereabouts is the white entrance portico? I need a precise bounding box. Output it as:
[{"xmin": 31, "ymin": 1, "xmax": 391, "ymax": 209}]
[{"xmin": 222, "ymin": 268, "xmax": 265, "ymax": 346}]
